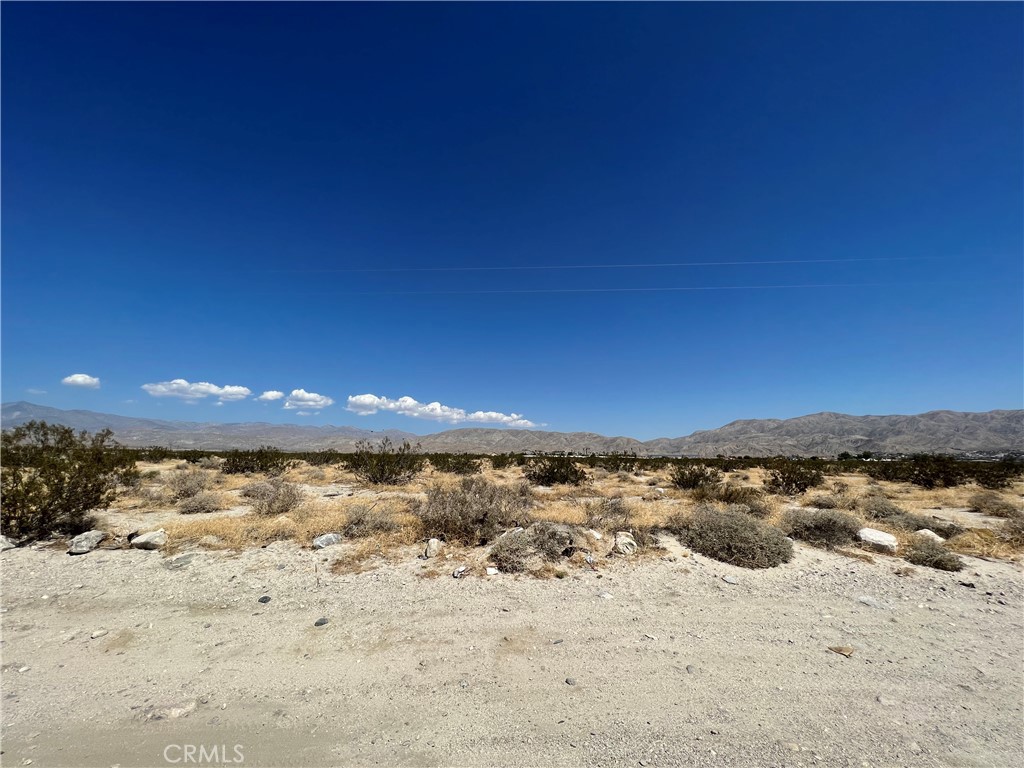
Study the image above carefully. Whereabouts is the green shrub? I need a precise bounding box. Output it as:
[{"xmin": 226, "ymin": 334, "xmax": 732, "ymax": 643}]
[
  {"xmin": 781, "ymin": 508, "xmax": 860, "ymax": 548},
  {"xmin": 177, "ymin": 492, "xmax": 223, "ymax": 515},
  {"xmin": 670, "ymin": 464, "xmax": 722, "ymax": 490},
  {"xmin": 676, "ymin": 505, "xmax": 793, "ymax": 569},
  {"xmin": 764, "ymin": 465, "xmax": 824, "ymax": 495},
  {"xmin": 346, "ymin": 438, "xmax": 425, "ymax": 485},
  {"xmin": 0, "ymin": 422, "xmax": 139, "ymax": 541},
  {"xmin": 429, "ymin": 454, "xmax": 482, "ymax": 475},
  {"xmin": 968, "ymin": 490, "xmax": 1020, "ymax": 519},
  {"xmin": 417, "ymin": 477, "xmax": 532, "ymax": 545},
  {"xmin": 222, "ymin": 446, "xmax": 293, "ymax": 476},
  {"xmin": 524, "ymin": 457, "xmax": 587, "ymax": 486},
  {"xmin": 904, "ymin": 540, "xmax": 964, "ymax": 571},
  {"xmin": 251, "ymin": 479, "xmax": 304, "ymax": 516}
]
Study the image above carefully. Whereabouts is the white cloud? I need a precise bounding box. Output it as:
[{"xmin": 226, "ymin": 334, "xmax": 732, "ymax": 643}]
[
  {"xmin": 256, "ymin": 390, "xmax": 285, "ymax": 402},
  {"xmin": 346, "ymin": 393, "xmax": 538, "ymax": 428},
  {"xmin": 283, "ymin": 389, "xmax": 334, "ymax": 410},
  {"xmin": 141, "ymin": 378, "xmax": 252, "ymax": 402},
  {"xmin": 62, "ymin": 373, "xmax": 100, "ymax": 389}
]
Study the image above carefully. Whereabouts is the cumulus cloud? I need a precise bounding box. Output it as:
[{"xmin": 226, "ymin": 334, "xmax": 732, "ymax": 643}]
[
  {"xmin": 62, "ymin": 373, "xmax": 100, "ymax": 389},
  {"xmin": 283, "ymin": 389, "xmax": 334, "ymax": 411},
  {"xmin": 141, "ymin": 378, "xmax": 252, "ymax": 402},
  {"xmin": 256, "ymin": 390, "xmax": 285, "ymax": 402},
  {"xmin": 346, "ymin": 393, "xmax": 538, "ymax": 428}
]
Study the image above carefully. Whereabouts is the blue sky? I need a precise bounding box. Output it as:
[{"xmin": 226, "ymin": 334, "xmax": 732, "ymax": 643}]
[{"xmin": 2, "ymin": 2, "xmax": 1021, "ymax": 440}]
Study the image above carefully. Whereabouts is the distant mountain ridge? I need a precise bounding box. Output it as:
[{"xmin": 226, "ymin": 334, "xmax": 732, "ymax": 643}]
[{"xmin": 2, "ymin": 401, "xmax": 1021, "ymax": 456}]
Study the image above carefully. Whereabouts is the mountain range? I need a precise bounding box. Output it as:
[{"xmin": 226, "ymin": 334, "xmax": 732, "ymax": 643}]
[{"xmin": 2, "ymin": 401, "xmax": 1021, "ymax": 456}]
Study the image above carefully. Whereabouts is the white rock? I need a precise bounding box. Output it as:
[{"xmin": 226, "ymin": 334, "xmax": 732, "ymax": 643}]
[
  {"xmin": 423, "ymin": 538, "xmax": 443, "ymax": 558},
  {"xmin": 612, "ymin": 531, "xmax": 638, "ymax": 556},
  {"xmin": 312, "ymin": 533, "xmax": 342, "ymax": 550},
  {"xmin": 131, "ymin": 530, "xmax": 167, "ymax": 550},
  {"xmin": 914, "ymin": 529, "xmax": 945, "ymax": 544},
  {"xmin": 68, "ymin": 530, "xmax": 106, "ymax": 555},
  {"xmin": 0, "ymin": 535, "xmax": 17, "ymax": 552},
  {"xmin": 858, "ymin": 528, "xmax": 899, "ymax": 554},
  {"xmin": 90, "ymin": 629, "xmax": 108, "ymax": 639},
  {"xmin": 485, "ymin": 567, "xmax": 499, "ymax": 576},
  {"xmin": 453, "ymin": 566, "xmax": 468, "ymax": 579}
]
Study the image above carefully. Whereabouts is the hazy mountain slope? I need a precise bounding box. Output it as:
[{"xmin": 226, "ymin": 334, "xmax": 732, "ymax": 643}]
[{"xmin": 2, "ymin": 402, "xmax": 1020, "ymax": 455}]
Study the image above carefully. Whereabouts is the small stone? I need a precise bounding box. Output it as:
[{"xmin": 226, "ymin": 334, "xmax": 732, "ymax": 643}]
[
  {"xmin": 68, "ymin": 530, "xmax": 106, "ymax": 555},
  {"xmin": 423, "ymin": 538, "xmax": 443, "ymax": 558},
  {"xmin": 0, "ymin": 534, "xmax": 17, "ymax": 552},
  {"xmin": 722, "ymin": 576, "xmax": 738, "ymax": 585},
  {"xmin": 459, "ymin": 679, "xmax": 469, "ymax": 689},
  {"xmin": 90, "ymin": 630, "xmax": 108, "ymax": 639},
  {"xmin": 486, "ymin": 567, "xmax": 499, "ymax": 576},
  {"xmin": 597, "ymin": 591, "xmax": 614, "ymax": 600},
  {"xmin": 164, "ymin": 553, "xmax": 195, "ymax": 570},
  {"xmin": 858, "ymin": 596, "xmax": 886, "ymax": 610},
  {"xmin": 552, "ymin": 639, "xmax": 564, "ymax": 645},
  {"xmin": 131, "ymin": 530, "xmax": 167, "ymax": 550},
  {"xmin": 565, "ymin": 677, "xmax": 577, "ymax": 686},
  {"xmin": 876, "ymin": 695, "xmax": 898, "ymax": 707},
  {"xmin": 257, "ymin": 596, "xmax": 271, "ymax": 604},
  {"xmin": 613, "ymin": 531, "xmax": 638, "ymax": 556},
  {"xmin": 312, "ymin": 533, "xmax": 342, "ymax": 550},
  {"xmin": 909, "ymin": 742, "xmax": 922, "ymax": 754},
  {"xmin": 18, "ymin": 666, "xmax": 29, "ymax": 673},
  {"xmin": 686, "ymin": 664, "xmax": 696, "ymax": 674},
  {"xmin": 828, "ymin": 645, "xmax": 854, "ymax": 658},
  {"xmin": 914, "ymin": 529, "xmax": 945, "ymax": 544},
  {"xmin": 453, "ymin": 566, "xmax": 468, "ymax": 579},
  {"xmin": 314, "ymin": 618, "xmax": 329, "ymax": 627},
  {"xmin": 782, "ymin": 742, "xmax": 800, "ymax": 753}
]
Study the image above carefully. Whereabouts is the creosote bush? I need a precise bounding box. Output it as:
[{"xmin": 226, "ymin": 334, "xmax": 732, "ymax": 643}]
[
  {"xmin": 347, "ymin": 438, "xmax": 425, "ymax": 485},
  {"xmin": 429, "ymin": 454, "xmax": 482, "ymax": 475},
  {"xmin": 904, "ymin": 539, "xmax": 964, "ymax": 572},
  {"xmin": 1, "ymin": 421, "xmax": 139, "ymax": 541},
  {"xmin": 167, "ymin": 468, "xmax": 210, "ymax": 500},
  {"xmin": 417, "ymin": 477, "xmax": 532, "ymax": 545},
  {"xmin": 674, "ymin": 505, "xmax": 793, "ymax": 569},
  {"xmin": 968, "ymin": 490, "xmax": 1020, "ymax": 519},
  {"xmin": 781, "ymin": 508, "xmax": 860, "ymax": 548},
  {"xmin": 524, "ymin": 457, "xmax": 587, "ymax": 486},
  {"xmin": 764, "ymin": 465, "xmax": 824, "ymax": 495},
  {"xmin": 222, "ymin": 446, "xmax": 293, "ymax": 476},
  {"xmin": 669, "ymin": 464, "xmax": 722, "ymax": 490},
  {"xmin": 251, "ymin": 479, "xmax": 304, "ymax": 516}
]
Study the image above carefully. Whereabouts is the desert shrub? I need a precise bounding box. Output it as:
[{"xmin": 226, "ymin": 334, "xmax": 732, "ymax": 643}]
[
  {"xmin": 675, "ymin": 505, "xmax": 793, "ymax": 569},
  {"xmin": 342, "ymin": 504, "xmax": 401, "ymax": 538},
  {"xmin": 167, "ymin": 468, "xmax": 210, "ymax": 500},
  {"xmin": 528, "ymin": 522, "xmax": 579, "ymax": 561},
  {"xmin": 524, "ymin": 457, "xmax": 587, "ymax": 486},
  {"xmin": 240, "ymin": 481, "xmax": 277, "ymax": 500},
  {"xmin": 429, "ymin": 454, "xmax": 482, "ymax": 475},
  {"xmin": 670, "ymin": 464, "xmax": 722, "ymax": 490},
  {"xmin": 691, "ymin": 483, "xmax": 773, "ymax": 518},
  {"xmin": 196, "ymin": 456, "xmax": 223, "ymax": 470},
  {"xmin": 584, "ymin": 497, "xmax": 634, "ymax": 531},
  {"xmin": 904, "ymin": 539, "xmax": 964, "ymax": 571},
  {"xmin": 251, "ymin": 479, "xmax": 304, "ymax": 516},
  {"xmin": 177, "ymin": 492, "xmax": 223, "ymax": 515},
  {"xmin": 489, "ymin": 453, "xmax": 526, "ymax": 470},
  {"xmin": 222, "ymin": 446, "xmax": 293, "ymax": 476},
  {"xmin": 1000, "ymin": 514, "xmax": 1024, "ymax": 547},
  {"xmin": 347, "ymin": 438, "xmax": 425, "ymax": 485},
  {"xmin": 805, "ymin": 493, "xmax": 841, "ymax": 509},
  {"xmin": 970, "ymin": 460, "xmax": 1024, "ymax": 489},
  {"xmin": 858, "ymin": 493, "xmax": 905, "ymax": 520},
  {"xmin": 301, "ymin": 449, "xmax": 342, "ymax": 467},
  {"xmin": 589, "ymin": 452, "xmax": 639, "ymax": 473},
  {"xmin": 781, "ymin": 508, "xmax": 860, "ymax": 548},
  {"xmin": 764, "ymin": 465, "xmax": 824, "ymax": 495},
  {"xmin": 418, "ymin": 477, "xmax": 532, "ymax": 545},
  {"xmin": 883, "ymin": 512, "xmax": 964, "ymax": 540},
  {"xmin": 1, "ymin": 422, "xmax": 139, "ymax": 541},
  {"xmin": 490, "ymin": 530, "xmax": 532, "ymax": 573},
  {"xmin": 968, "ymin": 490, "xmax": 1020, "ymax": 519}
]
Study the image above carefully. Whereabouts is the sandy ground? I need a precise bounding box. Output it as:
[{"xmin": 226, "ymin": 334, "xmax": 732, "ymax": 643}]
[{"xmin": 2, "ymin": 538, "xmax": 1022, "ymax": 768}]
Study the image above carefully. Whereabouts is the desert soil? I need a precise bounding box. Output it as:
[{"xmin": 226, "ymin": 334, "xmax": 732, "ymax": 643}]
[{"xmin": 1, "ymin": 538, "xmax": 1022, "ymax": 768}]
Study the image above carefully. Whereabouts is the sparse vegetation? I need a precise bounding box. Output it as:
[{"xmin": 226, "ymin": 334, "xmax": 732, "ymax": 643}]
[
  {"xmin": 669, "ymin": 464, "xmax": 722, "ymax": 490},
  {"xmin": 429, "ymin": 454, "xmax": 483, "ymax": 475},
  {"xmin": 584, "ymin": 497, "xmax": 634, "ymax": 531},
  {"xmin": 490, "ymin": 529, "xmax": 532, "ymax": 573},
  {"xmin": 167, "ymin": 468, "xmax": 210, "ymax": 500},
  {"xmin": 1, "ymin": 422, "xmax": 138, "ymax": 541},
  {"xmin": 968, "ymin": 490, "xmax": 1020, "ymax": 519},
  {"xmin": 674, "ymin": 505, "xmax": 793, "ymax": 569},
  {"xmin": 250, "ymin": 479, "xmax": 304, "ymax": 516},
  {"xmin": 692, "ymin": 483, "xmax": 773, "ymax": 518},
  {"xmin": 764, "ymin": 464, "xmax": 824, "ymax": 495},
  {"xmin": 221, "ymin": 446, "xmax": 293, "ymax": 476},
  {"xmin": 904, "ymin": 539, "xmax": 964, "ymax": 571},
  {"xmin": 347, "ymin": 438, "xmax": 425, "ymax": 485},
  {"xmin": 781, "ymin": 508, "xmax": 860, "ymax": 548},
  {"xmin": 177, "ymin": 492, "xmax": 223, "ymax": 515},
  {"xmin": 524, "ymin": 457, "xmax": 587, "ymax": 486},
  {"xmin": 417, "ymin": 476, "xmax": 532, "ymax": 545},
  {"xmin": 342, "ymin": 504, "xmax": 403, "ymax": 538}
]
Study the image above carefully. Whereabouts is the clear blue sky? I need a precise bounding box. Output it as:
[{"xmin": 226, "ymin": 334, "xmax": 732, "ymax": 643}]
[{"xmin": 2, "ymin": 2, "xmax": 1021, "ymax": 440}]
